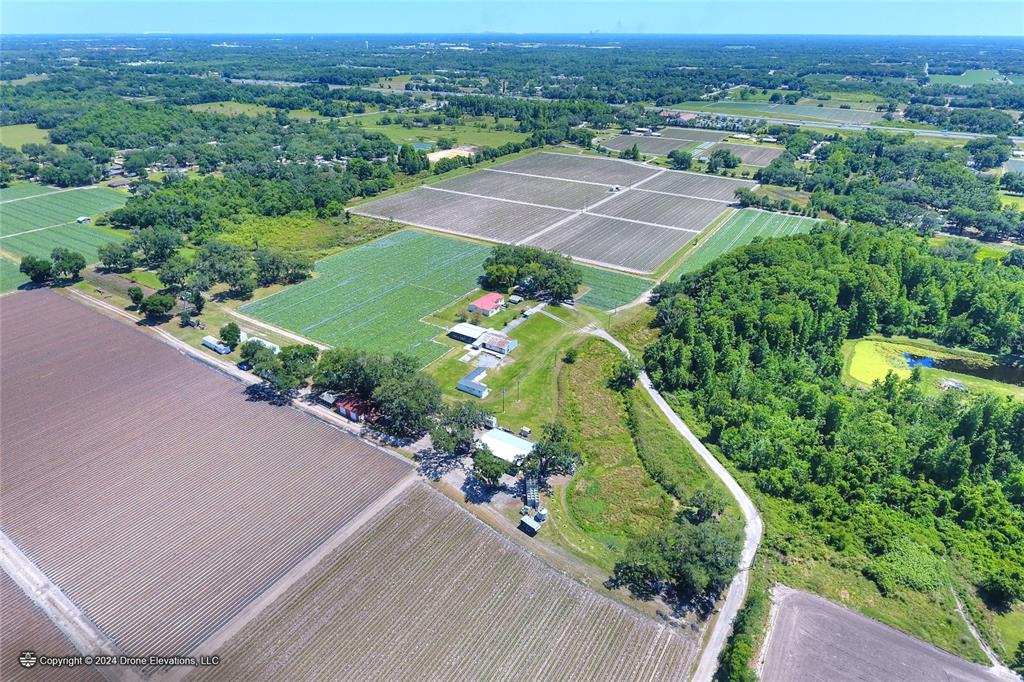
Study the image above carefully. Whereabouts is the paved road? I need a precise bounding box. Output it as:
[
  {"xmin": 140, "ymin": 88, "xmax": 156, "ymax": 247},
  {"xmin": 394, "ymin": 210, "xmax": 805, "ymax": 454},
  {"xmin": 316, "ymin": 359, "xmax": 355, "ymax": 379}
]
[
  {"xmin": 761, "ymin": 586, "xmax": 1020, "ymax": 682},
  {"xmin": 584, "ymin": 326, "xmax": 763, "ymax": 682}
]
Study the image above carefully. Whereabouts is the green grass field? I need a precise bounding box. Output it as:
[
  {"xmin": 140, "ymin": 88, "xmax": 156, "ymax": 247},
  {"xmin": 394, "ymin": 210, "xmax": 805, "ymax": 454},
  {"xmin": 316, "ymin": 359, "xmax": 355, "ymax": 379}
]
[
  {"xmin": 0, "ymin": 257, "xmax": 30, "ymax": 294},
  {"xmin": 0, "ymin": 181, "xmax": 59, "ymax": 202},
  {"xmin": 0, "ymin": 123, "xmax": 53, "ymax": 150},
  {"xmin": 550, "ymin": 338, "xmax": 676, "ymax": 569},
  {"xmin": 668, "ymin": 100, "xmax": 882, "ymax": 124},
  {"xmin": 240, "ymin": 230, "xmax": 491, "ymax": 365},
  {"xmin": 345, "ymin": 113, "xmax": 529, "ymax": 148},
  {"xmin": 577, "ymin": 266, "xmax": 652, "ymax": 311},
  {"xmin": 929, "ymin": 69, "xmax": 1012, "ymax": 86},
  {"xmin": 842, "ymin": 336, "xmax": 1023, "ymax": 399},
  {"xmin": 187, "ymin": 101, "xmax": 277, "ymax": 117},
  {"xmin": 675, "ymin": 209, "xmax": 821, "ymax": 276},
  {"xmin": 0, "ymin": 186, "xmax": 127, "ymax": 264}
]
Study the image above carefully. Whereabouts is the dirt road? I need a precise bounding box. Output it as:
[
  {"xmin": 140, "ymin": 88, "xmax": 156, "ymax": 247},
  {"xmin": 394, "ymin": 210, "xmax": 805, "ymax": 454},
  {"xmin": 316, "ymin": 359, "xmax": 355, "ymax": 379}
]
[{"xmin": 584, "ymin": 325, "xmax": 763, "ymax": 682}]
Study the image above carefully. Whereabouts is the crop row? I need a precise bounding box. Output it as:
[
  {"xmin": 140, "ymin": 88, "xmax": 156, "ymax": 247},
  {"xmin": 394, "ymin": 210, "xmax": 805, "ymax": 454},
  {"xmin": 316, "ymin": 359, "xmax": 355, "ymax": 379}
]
[
  {"xmin": 242, "ymin": 230, "xmax": 490, "ymax": 364},
  {"xmin": 192, "ymin": 484, "xmax": 698, "ymax": 682},
  {"xmin": 0, "ymin": 187, "xmax": 125, "ymax": 236},
  {"xmin": 680, "ymin": 208, "xmax": 821, "ymax": 274},
  {"xmin": 1, "ymin": 290, "xmax": 414, "ymax": 655},
  {"xmin": 528, "ymin": 213, "xmax": 698, "ymax": 273}
]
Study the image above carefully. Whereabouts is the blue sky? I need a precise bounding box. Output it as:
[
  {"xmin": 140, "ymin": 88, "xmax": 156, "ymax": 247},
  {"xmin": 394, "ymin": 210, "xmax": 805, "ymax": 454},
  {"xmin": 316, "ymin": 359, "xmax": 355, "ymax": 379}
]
[{"xmin": 3, "ymin": 0, "xmax": 1022, "ymax": 36}]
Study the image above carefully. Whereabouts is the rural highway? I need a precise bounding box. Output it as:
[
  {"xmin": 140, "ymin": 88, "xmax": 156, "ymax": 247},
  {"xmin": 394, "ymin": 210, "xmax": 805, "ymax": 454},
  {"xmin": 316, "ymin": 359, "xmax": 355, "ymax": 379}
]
[{"xmin": 585, "ymin": 326, "xmax": 763, "ymax": 682}]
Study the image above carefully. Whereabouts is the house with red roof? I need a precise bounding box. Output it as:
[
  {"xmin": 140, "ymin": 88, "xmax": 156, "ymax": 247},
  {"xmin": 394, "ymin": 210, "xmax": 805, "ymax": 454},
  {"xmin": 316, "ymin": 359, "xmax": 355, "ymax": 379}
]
[{"xmin": 468, "ymin": 291, "xmax": 504, "ymax": 317}]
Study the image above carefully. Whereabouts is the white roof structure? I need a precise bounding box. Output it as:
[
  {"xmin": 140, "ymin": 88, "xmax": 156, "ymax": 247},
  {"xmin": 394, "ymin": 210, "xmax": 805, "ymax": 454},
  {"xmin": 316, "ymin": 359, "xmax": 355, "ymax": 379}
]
[
  {"xmin": 449, "ymin": 322, "xmax": 488, "ymax": 341},
  {"xmin": 480, "ymin": 428, "xmax": 534, "ymax": 464}
]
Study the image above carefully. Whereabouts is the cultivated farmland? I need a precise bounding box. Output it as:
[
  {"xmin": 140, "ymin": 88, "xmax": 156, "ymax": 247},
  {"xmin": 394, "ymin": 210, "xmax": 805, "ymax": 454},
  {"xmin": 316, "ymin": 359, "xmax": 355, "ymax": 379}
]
[
  {"xmin": 1, "ymin": 574, "xmax": 104, "ymax": 682},
  {"xmin": 636, "ymin": 170, "xmax": 756, "ymax": 202},
  {"xmin": 433, "ymin": 169, "xmax": 610, "ymax": 210},
  {"xmin": 0, "ymin": 257, "xmax": 29, "ymax": 294},
  {"xmin": 658, "ymin": 127, "xmax": 733, "ymax": 142},
  {"xmin": 355, "ymin": 152, "xmax": 756, "ymax": 273},
  {"xmin": 0, "ymin": 290, "xmax": 414, "ymax": 656},
  {"xmin": 677, "ymin": 209, "xmax": 821, "ymax": 275},
  {"xmin": 191, "ymin": 483, "xmax": 699, "ymax": 682},
  {"xmin": 241, "ymin": 230, "xmax": 490, "ymax": 365},
  {"xmin": 359, "ymin": 187, "xmax": 569, "ymax": 243},
  {"xmin": 492, "ymin": 152, "xmax": 660, "ymax": 186},
  {"xmin": 602, "ymin": 135, "xmax": 700, "ymax": 156},
  {"xmin": 667, "ymin": 101, "xmax": 885, "ymax": 124},
  {"xmin": 578, "ymin": 266, "xmax": 653, "ymax": 310},
  {"xmin": 706, "ymin": 142, "xmax": 784, "ymax": 167},
  {"xmin": 528, "ymin": 213, "xmax": 699, "ymax": 273},
  {"xmin": 0, "ymin": 186, "xmax": 127, "ymax": 263},
  {"xmin": 761, "ymin": 587, "xmax": 1004, "ymax": 682},
  {"xmin": 602, "ymin": 128, "xmax": 729, "ymax": 156}
]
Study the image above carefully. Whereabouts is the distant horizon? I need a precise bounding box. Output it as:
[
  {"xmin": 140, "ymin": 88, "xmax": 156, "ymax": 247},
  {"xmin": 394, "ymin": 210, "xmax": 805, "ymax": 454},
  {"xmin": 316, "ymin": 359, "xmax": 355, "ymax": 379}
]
[
  {"xmin": 4, "ymin": 32, "xmax": 1024, "ymax": 39},
  {"xmin": 3, "ymin": 1, "xmax": 1022, "ymax": 37}
]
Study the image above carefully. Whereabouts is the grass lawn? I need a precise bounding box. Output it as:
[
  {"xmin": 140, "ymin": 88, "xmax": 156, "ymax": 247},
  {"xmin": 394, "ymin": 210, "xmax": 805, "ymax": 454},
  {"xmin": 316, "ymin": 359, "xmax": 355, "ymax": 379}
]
[
  {"xmin": 0, "ymin": 123, "xmax": 53, "ymax": 150},
  {"xmin": 547, "ymin": 338, "xmax": 677, "ymax": 569},
  {"xmin": 187, "ymin": 101, "xmax": 276, "ymax": 117},
  {"xmin": 0, "ymin": 256, "xmax": 30, "ymax": 294},
  {"xmin": 428, "ymin": 310, "xmax": 581, "ymax": 432},
  {"xmin": 999, "ymin": 191, "xmax": 1024, "ymax": 210},
  {"xmin": 343, "ymin": 112, "xmax": 530, "ymax": 148},
  {"xmin": 0, "ymin": 185, "xmax": 128, "ymax": 264},
  {"xmin": 424, "ymin": 289, "xmax": 531, "ymax": 331},
  {"xmin": 124, "ymin": 269, "xmax": 164, "ymax": 290},
  {"xmin": 842, "ymin": 335, "xmax": 1024, "ymax": 400},
  {"xmin": 992, "ymin": 604, "xmax": 1024, "ymax": 663},
  {"xmin": 240, "ymin": 230, "xmax": 490, "ymax": 366},
  {"xmin": 217, "ymin": 212, "xmax": 397, "ymax": 259},
  {"xmin": 2, "ymin": 73, "xmax": 47, "ymax": 86},
  {"xmin": 929, "ymin": 235, "xmax": 1015, "ymax": 262},
  {"xmin": 929, "ymin": 69, "xmax": 1012, "ymax": 86},
  {"xmin": 673, "ymin": 209, "xmax": 820, "ymax": 277}
]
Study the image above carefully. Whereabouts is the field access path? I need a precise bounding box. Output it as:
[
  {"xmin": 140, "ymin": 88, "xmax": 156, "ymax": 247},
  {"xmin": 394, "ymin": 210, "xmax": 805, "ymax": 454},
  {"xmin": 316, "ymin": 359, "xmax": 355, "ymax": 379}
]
[{"xmin": 584, "ymin": 326, "xmax": 763, "ymax": 682}]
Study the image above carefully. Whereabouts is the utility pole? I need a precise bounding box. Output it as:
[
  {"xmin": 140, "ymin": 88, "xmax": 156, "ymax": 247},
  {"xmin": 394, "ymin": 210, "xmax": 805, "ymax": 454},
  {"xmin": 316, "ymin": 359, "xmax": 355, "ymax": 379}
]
[{"xmin": 502, "ymin": 388, "xmax": 506, "ymax": 413}]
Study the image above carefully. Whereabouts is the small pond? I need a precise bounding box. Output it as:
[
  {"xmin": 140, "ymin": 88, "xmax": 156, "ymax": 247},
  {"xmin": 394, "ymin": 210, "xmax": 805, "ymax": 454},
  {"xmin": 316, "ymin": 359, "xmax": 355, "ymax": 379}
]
[
  {"xmin": 903, "ymin": 352, "xmax": 1024, "ymax": 386},
  {"xmin": 412, "ymin": 142, "xmax": 434, "ymax": 151}
]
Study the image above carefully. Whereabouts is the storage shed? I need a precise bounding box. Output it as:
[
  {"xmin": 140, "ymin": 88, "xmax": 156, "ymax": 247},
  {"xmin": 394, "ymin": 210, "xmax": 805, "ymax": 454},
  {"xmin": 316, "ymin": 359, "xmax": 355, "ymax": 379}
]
[
  {"xmin": 202, "ymin": 335, "xmax": 231, "ymax": 355},
  {"xmin": 448, "ymin": 322, "xmax": 488, "ymax": 344},
  {"xmin": 335, "ymin": 397, "xmax": 368, "ymax": 423},
  {"xmin": 480, "ymin": 428, "xmax": 534, "ymax": 464},
  {"xmin": 480, "ymin": 332, "xmax": 517, "ymax": 355},
  {"xmin": 457, "ymin": 367, "xmax": 490, "ymax": 398}
]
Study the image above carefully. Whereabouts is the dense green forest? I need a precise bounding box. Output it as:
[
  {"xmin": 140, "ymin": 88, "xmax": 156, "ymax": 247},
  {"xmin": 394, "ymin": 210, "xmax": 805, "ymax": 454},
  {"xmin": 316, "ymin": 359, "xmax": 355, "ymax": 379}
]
[{"xmin": 642, "ymin": 226, "xmax": 1023, "ymax": 619}]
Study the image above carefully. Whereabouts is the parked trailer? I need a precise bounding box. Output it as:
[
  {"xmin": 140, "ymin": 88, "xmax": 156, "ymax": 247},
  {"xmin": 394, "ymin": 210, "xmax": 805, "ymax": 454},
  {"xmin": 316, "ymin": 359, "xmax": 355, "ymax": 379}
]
[{"xmin": 202, "ymin": 335, "xmax": 232, "ymax": 354}]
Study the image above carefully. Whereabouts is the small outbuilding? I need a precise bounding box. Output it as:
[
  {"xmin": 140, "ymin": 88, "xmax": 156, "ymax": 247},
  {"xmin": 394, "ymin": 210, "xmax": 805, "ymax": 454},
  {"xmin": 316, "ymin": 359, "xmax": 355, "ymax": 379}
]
[
  {"xmin": 202, "ymin": 335, "xmax": 232, "ymax": 355},
  {"xmin": 448, "ymin": 322, "xmax": 488, "ymax": 344},
  {"xmin": 480, "ymin": 332, "xmax": 517, "ymax": 355},
  {"xmin": 480, "ymin": 428, "xmax": 534, "ymax": 464},
  {"xmin": 457, "ymin": 367, "xmax": 490, "ymax": 399},
  {"xmin": 76, "ymin": 216, "xmax": 91, "ymax": 224},
  {"xmin": 468, "ymin": 292, "xmax": 504, "ymax": 317},
  {"xmin": 335, "ymin": 396, "xmax": 368, "ymax": 422},
  {"xmin": 519, "ymin": 514, "xmax": 541, "ymax": 536}
]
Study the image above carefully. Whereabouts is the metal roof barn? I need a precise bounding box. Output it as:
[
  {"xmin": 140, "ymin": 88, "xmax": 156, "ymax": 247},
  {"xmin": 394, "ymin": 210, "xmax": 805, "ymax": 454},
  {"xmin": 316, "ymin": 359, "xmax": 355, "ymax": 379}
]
[{"xmin": 479, "ymin": 428, "xmax": 534, "ymax": 464}]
